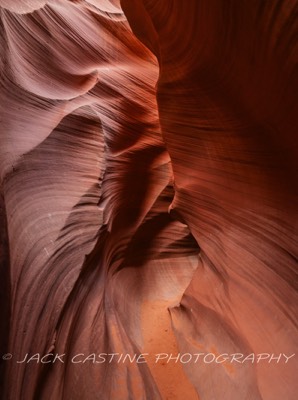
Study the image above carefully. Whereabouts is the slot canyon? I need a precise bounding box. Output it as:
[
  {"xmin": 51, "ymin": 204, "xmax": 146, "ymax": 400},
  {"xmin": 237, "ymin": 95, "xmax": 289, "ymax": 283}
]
[{"xmin": 0, "ymin": 1, "xmax": 297, "ymax": 399}]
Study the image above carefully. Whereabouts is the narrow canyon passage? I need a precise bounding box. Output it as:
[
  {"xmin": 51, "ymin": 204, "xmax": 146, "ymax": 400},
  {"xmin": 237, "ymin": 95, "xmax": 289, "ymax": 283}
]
[
  {"xmin": 0, "ymin": 1, "xmax": 297, "ymax": 399},
  {"xmin": 140, "ymin": 257, "xmax": 199, "ymax": 400}
]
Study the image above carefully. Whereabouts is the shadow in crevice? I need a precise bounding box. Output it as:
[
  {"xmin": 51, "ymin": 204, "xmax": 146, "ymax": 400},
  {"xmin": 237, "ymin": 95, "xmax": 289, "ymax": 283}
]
[{"xmin": 118, "ymin": 184, "xmax": 200, "ymax": 271}]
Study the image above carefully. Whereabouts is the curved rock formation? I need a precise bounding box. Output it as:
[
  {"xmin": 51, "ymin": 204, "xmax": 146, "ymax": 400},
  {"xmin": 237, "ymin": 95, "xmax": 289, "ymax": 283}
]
[{"xmin": 0, "ymin": 1, "xmax": 297, "ymax": 399}]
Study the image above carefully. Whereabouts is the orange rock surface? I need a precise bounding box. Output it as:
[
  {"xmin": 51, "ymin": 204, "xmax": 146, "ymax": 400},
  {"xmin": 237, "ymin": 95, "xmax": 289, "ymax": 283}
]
[{"xmin": 0, "ymin": 1, "xmax": 297, "ymax": 399}]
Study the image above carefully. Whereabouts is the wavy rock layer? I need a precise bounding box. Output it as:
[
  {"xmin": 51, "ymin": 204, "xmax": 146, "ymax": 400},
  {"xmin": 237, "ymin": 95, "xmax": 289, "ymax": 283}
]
[{"xmin": 0, "ymin": 1, "xmax": 297, "ymax": 399}]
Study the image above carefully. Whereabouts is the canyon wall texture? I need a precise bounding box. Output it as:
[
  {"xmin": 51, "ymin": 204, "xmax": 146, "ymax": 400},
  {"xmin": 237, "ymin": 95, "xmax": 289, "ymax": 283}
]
[{"xmin": 0, "ymin": 1, "xmax": 297, "ymax": 399}]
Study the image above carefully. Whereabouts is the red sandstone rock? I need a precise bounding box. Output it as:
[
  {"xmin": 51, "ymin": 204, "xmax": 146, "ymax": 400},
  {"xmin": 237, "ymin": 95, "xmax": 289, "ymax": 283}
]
[{"xmin": 0, "ymin": 1, "xmax": 297, "ymax": 399}]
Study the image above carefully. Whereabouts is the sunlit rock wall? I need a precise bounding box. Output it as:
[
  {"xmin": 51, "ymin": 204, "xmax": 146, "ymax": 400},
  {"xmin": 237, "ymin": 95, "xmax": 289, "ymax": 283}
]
[{"xmin": 0, "ymin": 1, "xmax": 297, "ymax": 399}]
